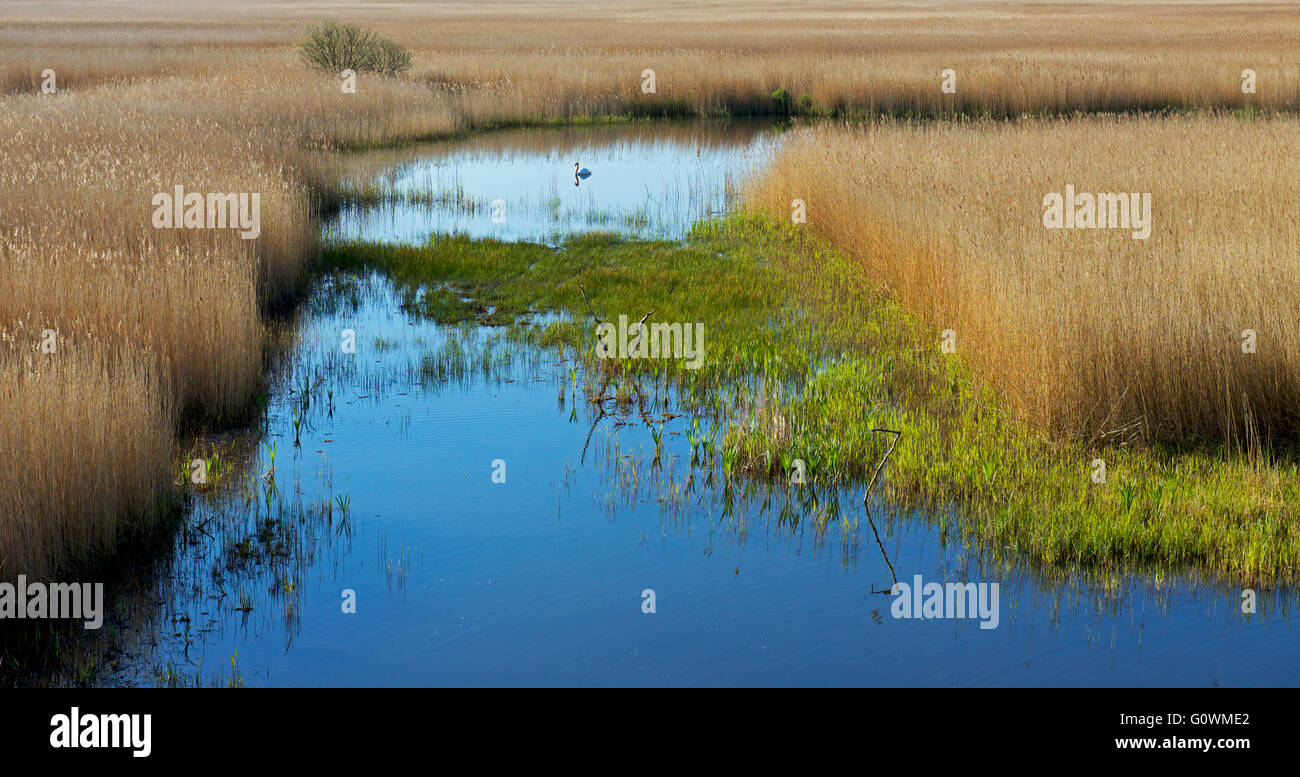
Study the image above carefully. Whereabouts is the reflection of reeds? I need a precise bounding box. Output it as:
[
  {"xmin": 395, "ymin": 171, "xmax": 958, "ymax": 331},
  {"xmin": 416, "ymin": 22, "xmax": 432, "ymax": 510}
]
[
  {"xmin": 329, "ymin": 124, "xmax": 777, "ymax": 242},
  {"xmin": 336, "ymin": 181, "xmax": 485, "ymax": 214},
  {"xmin": 418, "ymin": 324, "xmax": 531, "ymax": 383},
  {"xmin": 329, "ymin": 120, "xmax": 781, "ymax": 176}
]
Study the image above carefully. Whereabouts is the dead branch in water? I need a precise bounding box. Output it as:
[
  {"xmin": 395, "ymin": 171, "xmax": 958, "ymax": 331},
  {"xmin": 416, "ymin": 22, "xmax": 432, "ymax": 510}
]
[
  {"xmin": 578, "ymin": 283, "xmax": 604, "ymax": 326},
  {"xmin": 864, "ymin": 427, "xmax": 901, "ymax": 505},
  {"xmin": 865, "ymin": 427, "xmax": 902, "ymax": 593}
]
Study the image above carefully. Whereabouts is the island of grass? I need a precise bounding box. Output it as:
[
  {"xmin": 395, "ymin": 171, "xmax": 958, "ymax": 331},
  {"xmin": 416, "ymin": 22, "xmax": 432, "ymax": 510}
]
[{"xmin": 325, "ymin": 213, "xmax": 1300, "ymax": 583}]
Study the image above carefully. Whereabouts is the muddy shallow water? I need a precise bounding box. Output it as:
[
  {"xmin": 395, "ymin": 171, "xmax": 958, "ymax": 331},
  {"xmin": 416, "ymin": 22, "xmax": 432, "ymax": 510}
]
[{"xmin": 101, "ymin": 122, "xmax": 1298, "ymax": 686}]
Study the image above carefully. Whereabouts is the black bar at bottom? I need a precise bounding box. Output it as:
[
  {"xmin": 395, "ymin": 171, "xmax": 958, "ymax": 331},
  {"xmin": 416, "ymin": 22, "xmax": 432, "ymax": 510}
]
[{"xmin": 0, "ymin": 688, "xmax": 1283, "ymax": 765}]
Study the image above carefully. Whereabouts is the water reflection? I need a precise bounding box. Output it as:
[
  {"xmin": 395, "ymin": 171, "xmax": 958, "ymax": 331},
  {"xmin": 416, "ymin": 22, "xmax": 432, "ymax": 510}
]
[{"xmin": 324, "ymin": 120, "xmax": 783, "ymax": 244}]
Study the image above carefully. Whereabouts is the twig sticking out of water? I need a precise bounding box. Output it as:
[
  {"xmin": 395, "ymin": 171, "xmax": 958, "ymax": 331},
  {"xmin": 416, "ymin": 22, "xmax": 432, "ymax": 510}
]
[
  {"xmin": 864, "ymin": 427, "xmax": 902, "ymax": 592},
  {"xmin": 577, "ymin": 282, "xmax": 654, "ymax": 406},
  {"xmin": 578, "ymin": 283, "xmax": 653, "ymax": 335},
  {"xmin": 627, "ymin": 308, "xmax": 655, "ymax": 355},
  {"xmin": 865, "ymin": 427, "xmax": 902, "ymax": 505},
  {"xmin": 578, "ymin": 283, "xmax": 604, "ymax": 326}
]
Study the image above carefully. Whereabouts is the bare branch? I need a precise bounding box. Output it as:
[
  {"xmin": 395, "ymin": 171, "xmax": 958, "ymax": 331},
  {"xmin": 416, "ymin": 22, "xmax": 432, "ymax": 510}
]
[
  {"xmin": 578, "ymin": 283, "xmax": 604, "ymax": 326},
  {"xmin": 864, "ymin": 428, "xmax": 901, "ymax": 504},
  {"xmin": 864, "ymin": 427, "xmax": 902, "ymax": 592},
  {"xmin": 628, "ymin": 308, "xmax": 655, "ymax": 352}
]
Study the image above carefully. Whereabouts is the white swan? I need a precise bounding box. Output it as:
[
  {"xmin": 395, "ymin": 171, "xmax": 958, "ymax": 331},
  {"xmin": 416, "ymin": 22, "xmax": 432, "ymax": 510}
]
[{"xmin": 574, "ymin": 161, "xmax": 591, "ymax": 178}]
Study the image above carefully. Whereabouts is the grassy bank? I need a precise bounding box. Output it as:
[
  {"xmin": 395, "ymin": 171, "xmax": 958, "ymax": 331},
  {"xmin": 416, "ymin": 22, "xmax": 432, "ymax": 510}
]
[{"xmin": 325, "ymin": 215, "xmax": 1300, "ymax": 581}]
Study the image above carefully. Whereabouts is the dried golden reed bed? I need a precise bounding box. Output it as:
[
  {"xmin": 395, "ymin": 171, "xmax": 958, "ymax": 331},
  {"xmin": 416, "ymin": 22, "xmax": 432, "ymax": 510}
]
[{"xmin": 749, "ymin": 115, "xmax": 1300, "ymax": 445}]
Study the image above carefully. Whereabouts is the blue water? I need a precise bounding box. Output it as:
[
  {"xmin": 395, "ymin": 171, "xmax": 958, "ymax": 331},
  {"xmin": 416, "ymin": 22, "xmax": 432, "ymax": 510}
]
[
  {"xmin": 104, "ymin": 124, "xmax": 1300, "ymax": 687},
  {"xmin": 324, "ymin": 121, "xmax": 781, "ymax": 244}
]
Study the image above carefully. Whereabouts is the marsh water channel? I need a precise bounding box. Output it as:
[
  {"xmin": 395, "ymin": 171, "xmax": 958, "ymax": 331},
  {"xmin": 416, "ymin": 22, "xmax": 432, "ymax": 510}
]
[{"xmin": 97, "ymin": 121, "xmax": 1297, "ymax": 686}]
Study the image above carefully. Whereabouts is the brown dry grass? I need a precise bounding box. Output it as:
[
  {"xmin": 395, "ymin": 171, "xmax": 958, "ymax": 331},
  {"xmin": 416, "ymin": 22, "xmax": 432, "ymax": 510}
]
[
  {"xmin": 0, "ymin": 336, "xmax": 174, "ymax": 580},
  {"xmin": 748, "ymin": 115, "xmax": 1300, "ymax": 445},
  {"xmin": 8, "ymin": 3, "xmax": 1300, "ymax": 117}
]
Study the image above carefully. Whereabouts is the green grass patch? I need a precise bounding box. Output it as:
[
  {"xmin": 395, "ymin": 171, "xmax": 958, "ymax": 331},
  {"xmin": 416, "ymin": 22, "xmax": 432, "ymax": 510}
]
[{"xmin": 324, "ymin": 215, "xmax": 1300, "ymax": 581}]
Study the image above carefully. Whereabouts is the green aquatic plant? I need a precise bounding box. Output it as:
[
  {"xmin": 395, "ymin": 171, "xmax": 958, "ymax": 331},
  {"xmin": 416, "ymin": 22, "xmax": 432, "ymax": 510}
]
[{"xmin": 323, "ymin": 212, "xmax": 1300, "ymax": 580}]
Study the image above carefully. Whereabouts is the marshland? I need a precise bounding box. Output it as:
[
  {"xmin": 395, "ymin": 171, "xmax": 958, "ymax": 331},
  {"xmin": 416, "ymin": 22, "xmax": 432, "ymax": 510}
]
[{"xmin": 3, "ymin": 1, "xmax": 1300, "ymax": 686}]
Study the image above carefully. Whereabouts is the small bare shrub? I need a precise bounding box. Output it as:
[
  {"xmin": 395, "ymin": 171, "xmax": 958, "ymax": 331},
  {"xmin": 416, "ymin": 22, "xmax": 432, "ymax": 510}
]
[{"xmin": 299, "ymin": 21, "xmax": 411, "ymax": 77}]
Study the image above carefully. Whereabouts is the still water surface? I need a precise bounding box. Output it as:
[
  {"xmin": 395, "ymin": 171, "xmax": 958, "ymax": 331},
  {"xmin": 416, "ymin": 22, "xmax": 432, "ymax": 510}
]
[
  {"xmin": 107, "ymin": 122, "xmax": 1297, "ymax": 686},
  {"xmin": 326, "ymin": 121, "xmax": 780, "ymax": 243}
]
